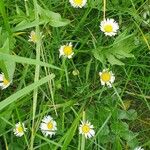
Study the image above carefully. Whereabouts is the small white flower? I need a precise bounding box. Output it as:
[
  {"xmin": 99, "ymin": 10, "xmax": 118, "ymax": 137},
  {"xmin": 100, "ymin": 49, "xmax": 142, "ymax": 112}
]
[
  {"xmin": 40, "ymin": 115, "xmax": 57, "ymax": 137},
  {"xmin": 13, "ymin": 122, "xmax": 27, "ymax": 137},
  {"xmin": 134, "ymin": 147, "xmax": 144, "ymax": 150},
  {"xmin": 28, "ymin": 31, "xmax": 37, "ymax": 43},
  {"xmin": 28, "ymin": 31, "xmax": 43, "ymax": 43},
  {"xmin": 69, "ymin": 0, "xmax": 87, "ymax": 8},
  {"xmin": 0, "ymin": 73, "xmax": 11, "ymax": 90},
  {"xmin": 79, "ymin": 120, "xmax": 95, "ymax": 139},
  {"xmin": 59, "ymin": 42, "xmax": 74, "ymax": 59},
  {"xmin": 99, "ymin": 69, "xmax": 115, "ymax": 87},
  {"xmin": 100, "ymin": 18, "xmax": 119, "ymax": 36}
]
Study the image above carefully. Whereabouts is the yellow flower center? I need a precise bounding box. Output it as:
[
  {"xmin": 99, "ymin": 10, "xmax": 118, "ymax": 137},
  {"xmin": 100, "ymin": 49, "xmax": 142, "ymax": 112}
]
[
  {"xmin": 17, "ymin": 126, "xmax": 23, "ymax": 133},
  {"xmin": 74, "ymin": 0, "xmax": 83, "ymax": 5},
  {"xmin": 47, "ymin": 121, "xmax": 53, "ymax": 130},
  {"xmin": 63, "ymin": 46, "xmax": 73, "ymax": 56},
  {"xmin": 3, "ymin": 77, "xmax": 9, "ymax": 86},
  {"xmin": 82, "ymin": 124, "xmax": 90, "ymax": 133},
  {"xmin": 104, "ymin": 24, "xmax": 113, "ymax": 32},
  {"xmin": 101, "ymin": 72, "xmax": 111, "ymax": 82}
]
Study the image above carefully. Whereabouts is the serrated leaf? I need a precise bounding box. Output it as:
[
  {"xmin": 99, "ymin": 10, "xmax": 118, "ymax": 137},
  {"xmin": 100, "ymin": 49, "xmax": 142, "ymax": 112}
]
[
  {"xmin": 118, "ymin": 109, "xmax": 137, "ymax": 121},
  {"xmin": 93, "ymin": 49, "xmax": 106, "ymax": 64},
  {"xmin": 111, "ymin": 121, "xmax": 129, "ymax": 135},
  {"xmin": 106, "ymin": 54, "xmax": 124, "ymax": 66},
  {"xmin": 37, "ymin": 5, "xmax": 70, "ymax": 27},
  {"xmin": 115, "ymin": 50, "xmax": 134, "ymax": 59}
]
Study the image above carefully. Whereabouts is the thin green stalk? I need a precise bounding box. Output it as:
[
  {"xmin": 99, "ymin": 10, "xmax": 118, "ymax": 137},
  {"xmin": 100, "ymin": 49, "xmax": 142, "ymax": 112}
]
[
  {"xmin": 112, "ymin": 85, "xmax": 126, "ymax": 110},
  {"xmin": 41, "ymin": 45, "xmax": 57, "ymax": 116},
  {"xmin": 30, "ymin": 0, "xmax": 41, "ymax": 149},
  {"xmin": 24, "ymin": 0, "xmax": 29, "ymax": 16},
  {"xmin": 103, "ymin": 0, "xmax": 106, "ymax": 19},
  {"xmin": 81, "ymin": 111, "xmax": 86, "ymax": 150},
  {"xmin": 61, "ymin": 58, "xmax": 69, "ymax": 86},
  {"xmin": 3, "ymin": 135, "xmax": 8, "ymax": 150}
]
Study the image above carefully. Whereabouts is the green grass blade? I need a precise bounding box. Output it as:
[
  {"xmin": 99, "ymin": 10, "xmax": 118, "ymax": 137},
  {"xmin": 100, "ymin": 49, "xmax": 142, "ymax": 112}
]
[
  {"xmin": 0, "ymin": 52, "xmax": 61, "ymax": 70},
  {"xmin": 0, "ymin": 74, "xmax": 55, "ymax": 111}
]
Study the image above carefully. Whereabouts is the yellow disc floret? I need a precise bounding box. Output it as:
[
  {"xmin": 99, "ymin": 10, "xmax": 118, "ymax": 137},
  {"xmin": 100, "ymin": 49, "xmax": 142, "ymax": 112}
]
[
  {"xmin": 47, "ymin": 122, "xmax": 53, "ymax": 130},
  {"xmin": 63, "ymin": 46, "xmax": 73, "ymax": 56},
  {"xmin": 104, "ymin": 24, "xmax": 113, "ymax": 33},
  {"xmin": 17, "ymin": 126, "xmax": 23, "ymax": 133},
  {"xmin": 74, "ymin": 0, "xmax": 83, "ymax": 5},
  {"xmin": 82, "ymin": 124, "xmax": 90, "ymax": 133},
  {"xmin": 3, "ymin": 77, "xmax": 9, "ymax": 86},
  {"xmin": 101, "ymin": 71, "xmax": 111, "ymax": 82}
]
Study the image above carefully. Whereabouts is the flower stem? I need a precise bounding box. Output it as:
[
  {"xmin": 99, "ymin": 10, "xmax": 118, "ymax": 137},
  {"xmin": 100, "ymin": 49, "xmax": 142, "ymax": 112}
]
[
  {"xmin": 81, "ymin": 111, "xmax": 86, "ymax": 150},
  {"xmin": 30, "ymin": 0, "xmax": 41, "ymax": 149},
  {"xmin": 103, "ymin": 0, "xmax": 106, "ymax": 20}
]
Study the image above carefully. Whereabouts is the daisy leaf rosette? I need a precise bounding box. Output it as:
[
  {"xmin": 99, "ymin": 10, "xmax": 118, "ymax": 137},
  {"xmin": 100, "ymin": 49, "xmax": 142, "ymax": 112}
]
[{"xmin": 93, "ymin": 31, "xmax": 136, "ymax": 66}]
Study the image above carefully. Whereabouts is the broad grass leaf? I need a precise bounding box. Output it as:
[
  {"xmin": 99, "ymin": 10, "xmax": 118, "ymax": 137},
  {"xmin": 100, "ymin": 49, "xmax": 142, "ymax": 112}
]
[
  {"xmin": 0, "ymin": 52, "xmax": 61, "ymax": 70},
  {"xmin": 13, "ymin": 20, "xmax": 44, "ymax": 32},
  {"xmin": 0, "ymin": 74, "xmax": 55, "ymax": 111},
  {"xmin": 62, "ymin": 113, "xmax": 82, "ymax": 150}
]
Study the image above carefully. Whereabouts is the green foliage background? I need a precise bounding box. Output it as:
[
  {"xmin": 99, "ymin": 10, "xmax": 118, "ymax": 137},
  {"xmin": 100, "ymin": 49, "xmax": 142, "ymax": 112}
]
[{"xmin": 0, "ymin": 0, "xmax": 150, "ymax": 150}]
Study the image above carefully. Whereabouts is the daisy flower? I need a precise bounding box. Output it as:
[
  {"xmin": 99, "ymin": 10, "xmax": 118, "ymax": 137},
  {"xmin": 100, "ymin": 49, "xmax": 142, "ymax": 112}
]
[
  {"xmin": 0, "ymin": 73, "xmax": 11, "ymax": 90},
  {"xmin": 40, "ymin": 115, "xmax": 57, "ymax": 137},
  {"xmin": 28, "ymin": 31, "xmax": 43, "ymax": 43},
  {"xmin": 134, "ymin": 147, "xmax": 144, "ymax": 150},
  {"xmin": 13, "ymin": 122, "xmax": 27, "ymax": 137},
  {"xmin": 69, "ymin": 0, "xmax": 87, "ymax": 8},
  {"xmin": 79, "ymin": 120, "xmax": 95, "ymax": 139},
  {"xmin": 28, "ymin": 31, "xmax": 37, "ymax": 43},
  {"xmin": 99, "ymin": 69, "xmax": 115, "ymax": 87},
  {"xmin": 100, "ymin": 18, "xmax": 119, "ymax": 36},
  {"xmin": 59, "ymin": 42, "xmax": 74, "ymax": 59}
]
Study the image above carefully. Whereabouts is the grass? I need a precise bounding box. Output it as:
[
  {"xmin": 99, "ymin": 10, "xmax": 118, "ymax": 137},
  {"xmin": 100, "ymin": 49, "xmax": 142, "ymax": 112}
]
[{"xmin": 0, "ymin": 0, "xmax": 150, "ymax": 150}]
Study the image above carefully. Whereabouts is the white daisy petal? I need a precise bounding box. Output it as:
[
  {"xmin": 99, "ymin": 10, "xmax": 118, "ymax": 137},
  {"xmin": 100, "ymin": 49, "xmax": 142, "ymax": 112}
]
[
  {"xmin": 134, "ymin": 147, "xmax": 144, "ymax": 150},
  {"xmin": 100, "ymin": 18, "xmax": 119, "ymax": 36}
]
